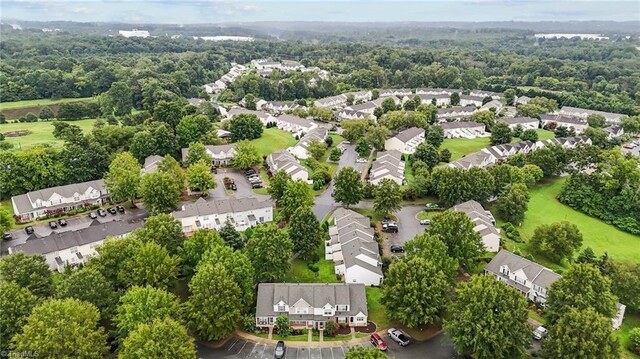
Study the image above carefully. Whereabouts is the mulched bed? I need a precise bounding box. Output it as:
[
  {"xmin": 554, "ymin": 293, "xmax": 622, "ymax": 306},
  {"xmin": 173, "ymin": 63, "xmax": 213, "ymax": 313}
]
[
  {"xmin": 354, "ymin": 322, "xmax": 377, "ymax": 333},
  {"xmin": 335, "ymin": 325, "xmax": 351, "ymax": 335}
]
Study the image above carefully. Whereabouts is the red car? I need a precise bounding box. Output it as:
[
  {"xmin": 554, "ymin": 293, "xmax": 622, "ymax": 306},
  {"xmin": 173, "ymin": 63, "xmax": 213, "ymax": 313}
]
[{"xmin": 370, "ymin": 333, "xmax": 388, "ymax": 351}]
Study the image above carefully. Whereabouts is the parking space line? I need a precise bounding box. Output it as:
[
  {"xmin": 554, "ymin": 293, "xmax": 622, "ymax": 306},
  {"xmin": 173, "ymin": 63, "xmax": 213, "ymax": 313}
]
[
  {"xmin": 235, "ymin": 341, "xmax": 247, "ymax": 355},
  {"xmin": 227, "ymin": 338, "xmax": 239, "ymax": 351}
]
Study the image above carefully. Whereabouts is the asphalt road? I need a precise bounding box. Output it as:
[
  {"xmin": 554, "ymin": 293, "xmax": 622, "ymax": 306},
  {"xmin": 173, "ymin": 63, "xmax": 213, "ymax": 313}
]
[
  {"xmin": 382, "ymin": 204, "xmax": 427, "ymax": 253},
  {"xmin": 197, "ymin": 332, "xmax": 462, "ymax": 359},
  {"xmin": 211, "ymin": 168, "xmax": 270, "ymax": 200}
]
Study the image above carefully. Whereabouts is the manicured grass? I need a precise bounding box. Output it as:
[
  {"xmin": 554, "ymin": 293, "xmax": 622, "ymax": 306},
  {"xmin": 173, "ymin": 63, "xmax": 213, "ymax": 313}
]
[
  {"xmin": 284, "ymin": 245, "xmax": 338, "ymax": 284},
  {"xmin": 442, "ymin": 137, "xmax": 491, "ymax": 161},
  {"xmin": 250, "ymin": 128, "xmax": 298, "ymax": 156},
  {"xmin": 616, "ymin": 312, "xmax": 640, "ymax": 359},
  {"xmin": 505, "ymin": 177, "xmax": 640, "ymax": 265},
  {"xmin": 329, "ymin": 133, "xmax": 345, "ymax": 146},
  {"xmin": 0, "ymin": 119, "xmax": 97, "ymax": 151},
  {"xmin": 256, "ymin": 331, "xmax": 310, "ymax": 342},
  {"xmin": 351, "ymin": 208, "xmax": 387, "ymax": 223},
  {"xmin": 366, "ymin": 287, "xmax": 390, "ymax": 330},
  {"xmin": 0, "ymin": 97, "xmax": 95, "ymax": 110},
  {"xmin": 527, "ymin": 310, "xmax": 546, "ymax": 325},
  {"xmin": 416, "ymin": 210, "xmax": 441, "ymax": 221},
  {"xmin": 530, "ymin": 129, "xmax": 555, "ymax": 141}
]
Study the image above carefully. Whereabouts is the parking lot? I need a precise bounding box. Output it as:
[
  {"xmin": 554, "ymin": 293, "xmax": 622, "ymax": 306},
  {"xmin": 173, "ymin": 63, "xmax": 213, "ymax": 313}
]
[{"xmin": 209, "ymin": 168, "xmax": 270, "ymax": 200}]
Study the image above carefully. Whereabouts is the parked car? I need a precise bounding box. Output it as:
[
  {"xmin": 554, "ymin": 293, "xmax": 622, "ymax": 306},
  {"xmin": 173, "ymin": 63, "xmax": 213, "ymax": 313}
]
[
  {"xmin": 390, "ymin": 245, "xmax": 405, "ymax": 253},
  {"xmin": 246, "ymin": 169, "xmax": 256, "ymax": 176},
  {"xmin": 211, "ymin": 166, "xmax": 218, "ymax": 174},
  {"xmin": 382, "ymin": 223, "xmax": 398, "ymax": 233},
  {"xmin": 97, "ymin": 209, "xmax": 107, "ymax": 217},
  {"xmin": 274, "ymin": 341, "xmax": 286, "ymax": 359},
  {"xmin": 3, "ymin": 232, "xmax": 12, "ymax": 240},
  {"xmin": 370, "ymin": 333, "xmax": 388, "ymax": 351},
  {"xmin": 533, "ymin": 326, "xmax": 547, "ymax": 340},
  {"xmin": 251, "ymin": 183, "xmax": 262, "ymax": 189},
  {"xmin": 48, "ymin": 221, "xmax": 58, "ymax": 229},
  {"xmin": 249, "ymin": 177, "xmax": 262, "ymax": 184},
  {"xmin": 356, "ymin": 157, "xmax": 368, "ymax": 163},
  {"xmin": 116, "ymin": 205, "xmax": 125, "ymax": 213},
  {"xmin": 424, "ymin": 203, "xmax": 440, "ymax": 210},
  {"xmin": 24, "ymin": 226, "xmax": 34, "ymax": 235},
  {"xmin": 58, "ymin": 219, "xmax": 68, "ymax": 226},
  {"xmin": 89, "ymin": 212, "xmax": 98, "ymax": 219},
  {"xmin": 231, "ymin": 183, "xmax": 238, "ymax": 191},
  {"xmin": 107, "ymin": 207, "xmax": 117, "ymax": 215},
  {"xmin": 419, "ymin": 219, "xmax": 431, "ymax": 225},
  {"xmin": 388, "ymin": 328, "xmax": 410, "ymax": 346}
]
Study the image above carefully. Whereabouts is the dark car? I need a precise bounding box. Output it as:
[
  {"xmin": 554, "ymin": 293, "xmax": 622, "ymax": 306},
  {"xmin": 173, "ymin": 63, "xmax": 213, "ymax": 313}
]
[
  {"xmin": 108, "ymin": 207, "xmax": 117, "ymax": 215},
  {"xmin": 58, "ymin": 219, "xmax": 68, "ymax": 226},
  {"xmin": 3, "ymin": 232, "xmax": 12, "ymax": 240},
  {"xmin": 48, "ymin": 221, "xmax": 58, "ymax": 229},
  {"xmin": 211, "ymin": 166, "xmax": 218, "ymax": 174},
  {"xmin": 97, "ymin": 209, "xmax": 107, "ymax": 217},
  {"xmin": 246, "ymin": 169, "xmax": 256, "ymax": 176},
  {"xmin": 252, "ymin": 182, "xmax": 262, "ymax": 189},
  {"xmin": 89, "ymin": 212, "xmax": 98, "ymax": 219},
  {"xmin": 274, "ymin": 341, "xmax": 286, "ymax": 359},
  {"xmin": 390, "ymin": 245, "xmax": 405, "ymax": 253},
  {"xmin": 24, "ymin": 226, "xmax": 34, "ymax": 235},
  {"xmin": 382, "ymin": 223, "xmax": 398, "ymax": 233},
  {"xmin": 116, "ymin": 205, "xmax": 125, "ymax": 213},
  {"xmin": 231, "ymin": 183, "xmax": 237, "ymax": 191}
]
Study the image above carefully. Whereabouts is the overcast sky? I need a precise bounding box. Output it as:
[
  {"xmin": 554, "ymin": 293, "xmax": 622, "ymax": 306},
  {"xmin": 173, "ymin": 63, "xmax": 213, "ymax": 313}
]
[{"xmin": 2, "ymin": 0, "xmax": 639, "ymax": 24}]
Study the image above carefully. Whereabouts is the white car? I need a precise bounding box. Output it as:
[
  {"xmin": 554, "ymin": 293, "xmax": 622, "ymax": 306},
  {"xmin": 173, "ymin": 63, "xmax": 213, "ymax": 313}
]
[
  {"xmin": 533, "ymin": 326, "xmax": 547, "ymax": 340},
  {"xmin": 419, "ymin": 219, "xmax": 431, "ymax": 225},
  {"xmin": 356, "ymin": 157, "xmax": 368, "ymax": 163},
  {"xmin": 388, "ymin": 328, "xmax": 410, "ymax": 346}
]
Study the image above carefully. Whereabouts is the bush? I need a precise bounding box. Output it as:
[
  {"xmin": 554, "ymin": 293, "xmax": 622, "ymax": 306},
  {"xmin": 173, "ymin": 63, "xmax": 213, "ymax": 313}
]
[
  {"xmin": 307, "ymin": 262, "xmax": 320, "ymax": 273},
  {"xmin": 243, "ymin": 314, "xmax": 256, "ymax": 332},
  {"xmin": 325, "ymin": 320, "xmax": 338, "ymax": 337},
  {"xmin": 501, "ymin": 223, "xmax": 522, "ymax": 242},
  {"xmin": 629, "ymin": 327, "xmax": 640, "ymax": 352},
  {"xmin": 402, "ymin": 187, "xmax": 417, "ymax": 201},
  {"xmin": 0, "ymin": 142, "xmax": 13, "ymax": 151},
  {"xmin": 275, "ymin": 314, "xmax": 290, "ymax": 337}
]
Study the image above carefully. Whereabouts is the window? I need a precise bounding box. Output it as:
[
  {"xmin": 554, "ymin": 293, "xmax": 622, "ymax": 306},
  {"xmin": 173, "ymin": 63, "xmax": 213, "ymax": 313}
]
[
  {"xmin": 323, "ymin": 309, "xmax": 332, "ymax": 316},
  {"xmin": 356, "ymin": 317, "xmax": 364, "ymax": 322},
  {"xmin": 337, "ymin": 305, "xmax": 348, "ymax": 311},
  {"xmin": 278, "ymin": 305, "xmax": 286, "ymax": 312},
  {"xmin": 69, "ymin": 247, "xmax": 78, "ymax": 253},
  {"xmin": 296, "ymin": 307, "xmax": 308, "ymax": 314},
  {"xmin": 259, "ymin": 217, "xmax": 264, "ymax": 223}
]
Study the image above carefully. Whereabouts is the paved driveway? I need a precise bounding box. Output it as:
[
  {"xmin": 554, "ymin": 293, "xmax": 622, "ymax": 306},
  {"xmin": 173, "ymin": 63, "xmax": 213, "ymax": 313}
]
[
  {"xmin": 382, "ymin": 204, "xmax": 426, "ymax": 253},
  {"xmin": 312, "ymin": 143, "xmax": 359, "ymax": 221},
  {"xmin": 210, "ymin": 168, "xmax": 270, "ymax": 201}
]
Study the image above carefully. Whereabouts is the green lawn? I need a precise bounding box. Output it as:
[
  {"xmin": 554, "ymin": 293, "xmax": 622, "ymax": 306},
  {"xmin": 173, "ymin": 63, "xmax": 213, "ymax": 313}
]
[
  {"xmin": 284, "ymin": 245, "xmax": 338, "ymax": 284},
  {"xmin": 442, "ymin": 129, "xmax": 554, "ymax": 161},
  {"xmin": 250, "ymin": 128, "xmax": 298, "ymax": 156},
  {"xmin": 366, "ymin": 287, "xmax": 390, "ymax": 329},
  {"xmin": 505, "ymin": 177, "xmax": 640, "ymax": 265},
  {"xmin": 616, "ymin": 312, "xmax": 640, "ymax": 359},
  {"xmin": 0, "ymin": 119, "xmax": 97, "ymax": 151},
  {"xmin": 329, "ymin": 133, "xmax": 345, "ymax": 146},
  {"xmin": 0, "ymin": 97, "xmax": 95, "ymax": 110},
  {"xmin": 256, "ymin": 331, "xmax": 309, "ymax": 342}
]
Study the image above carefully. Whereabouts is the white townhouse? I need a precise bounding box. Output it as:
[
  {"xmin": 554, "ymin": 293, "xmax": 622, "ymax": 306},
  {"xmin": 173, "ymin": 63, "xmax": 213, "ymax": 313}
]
[
  {"xmin": 266, "ymin": 151, "xmax": 310, "ymax": 183},
  {"xmin": 239, "ymin": 97, "xmax": 267, "ymax": 110},
  {"xmin": 558, "ymin": 106, "xmax": 627, "ymax": 124},
  {"xmin": 409, "ymin": 94, "xmax": 451, "ymax": 107},
  {"xmin": 369, "ymin": 150, "xmax": 405, "ymax": 186},
  {"xmin": 440, "ymin": 121, "xmax": 487, "ymax": 139},
  {"xmin": 314, "ymin": 94, "xmax": 348, "ymax": 108},
  {"xmin": 256, "ymin": 283, "xmax": 368, "ymax": 330},
  {"xmin": 482, "ymin": 140, "xmax": 537, "ymax": 162},
  {"xmin": 447, "ymin": 151, "xmax": 497, "ymax": 170},
  {"xmin": 536, "ymin": 136, "xmax": 592, "ymax": 150},
  {"xmin": 371, "ymin": 96, "xmax": 401, "ymax": 108},
  {"xmin": 262, "ymin": 101, "xmax": 304, "ymax": 114},
  {"xmin": 379, "ymin": 88, "xmax": 413, "ymax": 97},
  {"xmin": 204, "ymin": 80, "xmax": 227, "ymax": 93},
  {"xmin": 459, "ymin": 95, "xmax": 485, "ymax": 107},
  {"xmin": 344, "ymin": 102, "xmax": 378, "ymax": 115},
  {"xmin": 452, "ymin": 200, "xmax": 500, "ymax": 252},
  {"xmin": 336, "ymin": 109, "xmax": 370, "ymax": 121},
  {"xmin": 416, "ymin": 88, "xmax": 461, "ymax": 96},
  {"xmin": 275, "ymin": 114, "xmax": 318, "ymax": 135},
  {"xmin": 8, "ymin": 219, "xmax": 142, "ymax": 272},
  {"xmin": 384, "ymin": 127, "xmax": 425, "ymax": 154},
  {"xmin": 118, "ymin": 29, "xmax": 150, "ymax": 38},
  {"xmin": 181, "ymin": 144, "xmax": 236, "ymax": 166},
  {"xmin": 226, "ymin": 107, "xmax": 276, "ymax": 126},
  {"xmin": 12, "ymin": 180, "xmax": 110, "ymax": 222},
  {"xmin": 327, "ymin": 208, "xmax": 383, "ymax": 286},
  {"xmin": 141, "ymin": 155, "xmax": 163, "ymax": 174},
  {"xmin": 436, "ymin": 106, "xmax": 477, "ymax": 120},
  {"xmin": 603, "ymin": 126, "xmax": 624, "ymax": 139},
  {"xmin": 497, "ymin": 117, "xmax": 539, "ymax": 130},
  {"xmin": 480, "ymin": 100, "xmax": 504, "ymax": 114},
  {"xmin": 171, "ymin": 197, "xmax": 273, "ymax": 235},
  {"xmin": 288, "ymin": 127, "xmax": 329, "ymax": 159},
  {"xmin": 515, "ymin": 96, "xmax": 531, "ymax": 106},
  {"xmin": 540, "ymin": 114, "xmax": 589, "ymax": 134},
  {"xmin": 470, "ymin": 90, "xmax": 503, "ymax": 100},
  {"xmin": 251, "ymin": 59, "xmax": 283, "ymax": 70},
  {"xmin": 348, "ymin": 91, "xmax": 373, "ymax": 102}
]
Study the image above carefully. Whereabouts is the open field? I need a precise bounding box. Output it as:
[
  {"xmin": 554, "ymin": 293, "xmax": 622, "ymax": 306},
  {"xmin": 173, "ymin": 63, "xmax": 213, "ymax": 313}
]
[
  {"xmin": 365, "ymin": 287, "xmax": 390, "ymax": 330},
  {"xmin": 442, "ymin": 129, "xmax": 555, "ymax": 161},
  {"xmin": 0, "ymin": 119, "xmax": 97, "ymax": 151},
  {"xmin": 249, "ymin": 128, "xmax": 298, "ymax": 156},
  {"xmin": 0, "ymin": 97, "xmax": 95, "ymax": 110}
]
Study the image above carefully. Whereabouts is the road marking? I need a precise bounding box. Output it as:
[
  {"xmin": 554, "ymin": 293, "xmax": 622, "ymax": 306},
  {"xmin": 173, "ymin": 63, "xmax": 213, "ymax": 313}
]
[
  {"xmin": 227, "ymin": 338, "xmax": 239, "ymax": 351},
  {"xmin": 236, "ymin": 341, "xmax": 247, "ymax": 355},
  {"xmin": 247, "ymin": 343, "xmax": 258, "ymax": 358}
]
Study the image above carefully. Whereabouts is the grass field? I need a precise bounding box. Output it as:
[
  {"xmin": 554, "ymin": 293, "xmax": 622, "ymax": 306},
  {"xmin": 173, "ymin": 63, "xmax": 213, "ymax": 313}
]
[
  {"xmin": 617, "ymin": 312, "xmax": 640, "ymax": 359},
  {"xmin": 365, "ymin": 287, "xmax": 390, "ymax": 329},
  {"xmin": 443, "ymin": 129, "xmax": 555, "ymax": 161},
  {"xmin": 0, "ymin": 97, "xmax": 95, "ymax": 110},
  {"xmin": 249, "ymin": 128, "xmax": 298, "ymax": 156},
  {"xmin": 0, "ymin": 119, "xmax": 97, "ymax": 151},
  {"xmin": 502, "ymin": 177, "xmax": 640, "ymax": 266},
  {"xmin": 284, "ymin": 244, "xmax": 339, "ymax": 284}
]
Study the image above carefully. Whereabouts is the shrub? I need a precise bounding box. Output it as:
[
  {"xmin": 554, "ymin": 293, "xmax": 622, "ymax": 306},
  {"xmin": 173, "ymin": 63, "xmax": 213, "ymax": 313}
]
[
  {"xmin": 402, "ymin": 188, "xmax": 417, "ymax": 201},
  {"xmin": 275, "ymin": 314, "xmax": 290, "ymax": 337},
  {"xmin": 325, "ymin": 320, "xmax": 338, "ymax": 337},
  {"xmin": 307, "ymin": 262, "xmax": 319, "ymax": 273},
  {"xmin": 501, "ymin": 223, "xmax": 522, "ymax": 242},
  {"xmin": 629, "ymin": 327, "xmax": 640, "ymax": 352},
  {"xmin": 242, "ymin": 314, "xmax": 256, "ymax": 332}
]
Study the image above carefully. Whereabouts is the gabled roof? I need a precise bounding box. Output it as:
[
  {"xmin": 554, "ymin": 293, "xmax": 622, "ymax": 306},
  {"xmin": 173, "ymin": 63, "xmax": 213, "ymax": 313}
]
[
  {"xmin": 440, "ymin": 121, "xmax": 484, "ymax": 130},
  {"xmin": 540, "ymin": 114, "xmax": 587, "ymax": 125},
  {"xmin": 497, "ymin": 117, "xmax": 539, "ymax": 125},
  {"xmin": 12, "ymin": 180, "xmax": 108, "ymax": 215},
  {"xmin": 171, "ymin": 197, "xmax": 273, "ymax": 219},
  {"xmin": 437, "ymin": 106, "xmax": 477, "ymax": 116},
  {"xmin": 485, "ymin": 250, "xmax": 561, "ymax": 289},
  {"xmin": 277, "ymin": 114, "xmax": 315, "ymax": 128},
  {"xmin": 393, "ymin": 127, "xmax": 424, "ymax": 143},
  {"xmin": 256, "ymin": 283, "xmax": 367, "ymax": 317}
]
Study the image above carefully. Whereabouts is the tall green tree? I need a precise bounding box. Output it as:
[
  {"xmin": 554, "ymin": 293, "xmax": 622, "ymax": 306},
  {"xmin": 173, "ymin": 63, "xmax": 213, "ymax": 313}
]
[
  {"xmin": 267, "ymin": 170, "xmax": 292, "ymax": 205},
  {"xmin": 0, "ymin": 282, "xmax": 39, "ymax": 352},
  {"xmin": 426, "ymin": 125, "xmax": 444, "ymax": 148},
  {"xmin": 157, "ymin": 154, "xmax": 187, "ymax": 193},
  {"xmin": 381, "ymin": 256, "xmax": 450, "ymax": 328},
  {"xmin": 289, "ymin": 206, "xmax": 323, "ymax": 260},
  {"xmin": 105, "ymin": 151, "xmax": 141, "ymax": 205},
  {"xmin": 100, "ymin": 81, "xmax": 133, "ymax": 116},
  {"xmin": 280, "ymin": 180, "xmax": 314, "ymax": 219},
  {"xmin": 119, "ymin": 241, "xmax": 180, "ymax": 290},
  {"xmin": 246, "ymin": 224, "xmax": 293, "ymax": 282},
  {"xmin": 0, "ymin": 207, "xmax": 13, "ymax": 233},
  {"xmin": 427, "ymin": 211, "xmax": 484, "ymax": 266},
  {"xmin": 495, "ymin": 183, "xmax": 530, "ymax": 225},
  {"xmin": 373, "ymin": 178, "xmax": 402, "ymax": 216},
  {"xmin": 176, "ymin": 114, "xmax": 212, "ymax": 148},
  {"xmin": 187, "ymin": 160, "xmax": 216, "ymax": 194},
  {"xmin": 56, "ymin": 267, "xmax": 118, "ymax": 320},
  {"xmin": 177, "ymin": 230, "xmax": 224, "ymax": 277},
  {"xmin": 134, "ymin": 213, "xmax": 185, "ymax": 254},
  {"xmin": 521, "ymin": 164, "xmax": 544, "ymax": 188},
  {"xmin": 199, "ymin": 244, "xmax": 255, "ymax": 311},
  {"xmin": 490, "ymin": 122, "xmax": 513, "ymax": 145},
  {"xmin": 129, "ymin": 130, "xmax": 158, "ymax": 163},
  {"xmin": 120, "ymin": 317, "xmax": 197, "ymax": 359},
  {"xmin": 529, "ymin": 221, "xmax": 583, "ymax": 263},
  {"xmin": 185, "ymin": 142, "xmax": 211, "ymax": 166},
  {"xmin": 139, "ymin": 171, "xmax": 182, "ymax": 214},
  {"xmin": 413, "ymin": 142, "xmax": 440, "ymax": 170},
  {"xmin": 404, "ymin": 233, "xmax": 457, "ymax": 280},
  {"xmin": 229, "ymin": 113, "xmax": 263, "ymax": 141},
  {"xmin": 608, "ymin": 261, "xmax": 640, "ymax": 312},
  {"xmin": 90, "ymin": 237, "xmax": 141, "ymax": 289},
  {"xmin": 587, "ymin": 114, "xmax": 606, "ymax": 128},
  {"xmin": 232, "ymin": 140, "xmax": 262, "ymax": 169},
  {"xmin": 0, "ymin": 252, "xmax": 53, "ymax": 297},
  {"xmin": 12, "ymin": 298, "xmax": 108, "ymax": 358},
  {"xmin": 504, "ymin": 89, "xmax": 516, "ymax": 106},
  {"xmin": 450, "ymin": 92, "xmax": 460, "ymax": 105},
  {"xmin": 444, "ymin": 276, "xmax": 530, "ymax": 359},
  {"xmin": 333, "ymin": 167, "xmax": 363, "ymax": 208},
  {"xmin": 114, "ymin": 286, "xmax": 182, "ymax": 341},
  {"xmin": 366, "ymin": 126, "xmax": 390, "ymax": 150},
  {"xmin": 153, "ymin": 100, "xmax": 183, "ymax": 131},
  {"xmin": 219, "ymin": 219, "xmax": 245, "ymax": 250},
  {"xmin": 307, "ymin": 139, "xmax": 327, "ymax": 160},
  {"xmin": 542, "ymin": 308, "xmax": 619, "ymax": 359}
]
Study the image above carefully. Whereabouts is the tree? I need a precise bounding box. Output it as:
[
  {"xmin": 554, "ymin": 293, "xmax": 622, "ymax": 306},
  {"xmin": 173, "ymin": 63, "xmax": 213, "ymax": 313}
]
[
  {"xmin": 129, "ymin": 131, "xmax": 158, "ymax": 163},
  {"xmin": 526, "ymin": 147, "xmax": 563, "ymax": 177},
  {"xmin": 244, "ymin": 94, "xmax": 257, "ymax": 110},
  {"xmin": 404, "ymin": 233, "xmax": 458, "ymax": 280},
  {"xmin": 608, "ymin": 261, "xmax": 640, "ymax": 312},
  {"xmin": 490, "ymin": 122, "xmax": 512, "ymax": 145},
  {"xmin": 219, "ymin": 219, "xmax": 245, "ymax": 250},
  {"xmin": 439, "ymin": 148, "xmax": 451, "ymax": 163},
  {"xmin": 520, "ymin": 128, "xmax": 538, "ymax": 141},
  {"xmin": 471, "ymin": 111, "xmax": 496, "ymax": 130},
  {"xmin": 0, "ymin": 282, "xmax": 38, "ymax": 352},
  {"xmin": 12, "ymin": 298, "xmax": 108, "ymax": 358},
  {"xmin": 629, "ymin": 328, "xmax": 640, "ymax": 353},
  {"xmin": 576, "ymin": 247, "xmax": 597, "ymax": 265},
  {"xmin": 366, "ymin": 126, "xmax": 390, "ymax": 150},
  {"xmin": 450, "ymin": 92, "xmax": 460, "ymax": 105},
  {"xmin": 345, "ymin": 347, "xmax": 387, "ymax": 359},
  {"xmin": 373, "ymin": 178, "xmax": 402, "ymax": 216},
  {"xmin": 120, "ymin": 317, "xmax": 197, "ymax": 359},
  {"xmin": 513, "ymin": 124, "xmax": 524, "ymax": 138},
  {"xmin": 232, "ymin": 140, "xmax": 262, "ymax": 169},
  {"xmin": 275, "ymin": 314, "xmax": 291, "ymax": 337},
  {"xmin": 267, "ymin": 170, "xmax": 291, "ymax": 205},
  {"xmin": 139, "ymin": 171, "xmax": 182, "ymax": 214},
  {"xmin": 246, "ymin": 224, "xmax": 293, "ymax": 282},
  {"xmin": 427, "ymin": 211, "xmax": 484, "ymax": 266},
  {"xmin": 495, "ymin": 183, "xmax": 530, "ymax": 225},
  {"xmin": 307, "ymin": 139, "xmax": 327, "ymax": 160},
  {"xmin": 39, "ymin": 106, "xmax": 55, "ymax": 119},
  {"xmin": 153, "ymin": 100, "xmax": 183, "ymax": 130},
  {"xmin": 280, "ymin": 180, "xmax": 314, "ymax": 219},
  {"xmin": 521, "ymin": 164, "xmax": 544, "ymax": 188},
  {"xmin": 355, "ymin": 137, "xmax": 371, "ymax": 158},
  {"xmin": 187, "ymin": 160, "xmax": 216, "ymax": 194},
  {"xmin": 341, "ymin": 119, "xmax": 371, "ymax": 142},
  {"xmin": 135, "ymin": 213, "xmax": 185, "ymax": 253},
  {"xmin": 381, "ymin": 256, "xmax": 450, "ymax": 328},
  {"xmin": 587, "ymin": 114, "xmax": 606, "ymax": 128},
  {"xmin": 621, "ymin": 116, "xmax": 640, "ymax": 134},
  {"xmin": 542, "ymin": 308, "xmax": 619, "ymax": 359},
  {"xmin": 89, "ymin": 237, "xmax": 140, "ymax": 289},
  {"xmin": 199, "ymin": 244, "xmax": 255, "ymax": 311},
  {"xmin": 177, "ymin": 114, "xmax": 212, "ymax": 148},
  {"xmin": 0, "ymin": 252, "xmax": 53, "ymax": 297},
  {"xmin": 119, "ymin": 241, "xmax": 180, "ymax": 290},
  {"xmin": 329, "ymin": 147, "xmax": 342, "ymax": 161},
  {"xmin": 151, "ymin": 123, "xmax": 179, "ymax": 158},
  {"xmin": 516, "ymin": 104, "xmax": 548, "ymax": 119},
  {"xmin": 184, "ymin": 262, "xmax": 241, "ymax": 341},
  {"xmin": 100, "ymin": 81, "xmax": 133, "ymax": 116},
  {"xmin": 555, "ymin": 126, "xmax": 576, "ymax": 138},
  {"xmin": 289, "ymin": 206, "xmax": 323, "ymax": 260},
  {"xmin": 178, "ymin": 230, "xmax": 224, "ymax": 277},
  {"xmin": 413, "ymin": 142, "xmax": 440, "ymax": 170},
  {"xmin": 0, "ymin": 207, "xmax": 13, "ymax": 233},
  {"xmin": 381, "ymin": 97, "xmax": 398, "ymax": 113},
  {"xmin": 529, "ymin": 221, "xmax": 583, "ymax": 263},
  {"xmin": 333, "ymin": 167, "xmax": 363, "ymax": 207},
  {"xmin": 444, "ymin": 276, "xmax": 530, "ymax": 359},
  {"xmin": 229, "ymin": 113, "xmax": 263, "ymax": 141},
  {"xmin": 546, "ymin": 264, "xmax": 618, "ymax": 325},
  {"xmin": 114, "ymin": 286, "xmax": 182, "ymax": 341},
  {"xmin": 488, "ymin": 164, "xmax": 523, "ymax": 196},
  {"xmin": 426, "ymin": 125, "xmax": 444, "ymax": 148},
  {"xmin": 105, "ymin": 152, "xmax": 141, "ymax": 205},
  {"xmin": 185, "ymin": 142, "xmax": 211, "ymax": 166},
  {"xmin": 504, "ymin": 89, "xmax": 516, "ymax": 106},
  {"xmin": 56, "ymin": 267, "xmax": 117, "ymax": 320}
]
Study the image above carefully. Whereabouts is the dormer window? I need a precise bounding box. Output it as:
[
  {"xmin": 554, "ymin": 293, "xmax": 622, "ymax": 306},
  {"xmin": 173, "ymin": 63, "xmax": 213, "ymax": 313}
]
[{"xmin": 278, "ymin": 305, "xmax": 286, "ymax": 312}]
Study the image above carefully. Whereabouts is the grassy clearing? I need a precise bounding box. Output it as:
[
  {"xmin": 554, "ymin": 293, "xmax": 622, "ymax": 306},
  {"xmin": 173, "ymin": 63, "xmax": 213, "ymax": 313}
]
[
  {"xmin": 617, "ymin": 312, "xmax": 640, "ymax": 359},
  {"xmin": 250, "ymin": 128, "xmax": 298, "ymax": 156},
  {"xmin": 442, "ymin": 129, "xmax": 555, "ymax": 161},
  {"xmin": 365, "ymin": 287, "xmax": 390, "ymax": 330},
  {"xmin": 351, "ymin": 207, "xmax": 387, "ymax": 223},
  {"xmin": 256, "ymin": 331, "xmax": 310, "ymax": 342},
  {"xmin": 284, "ymin": 245, "xmax": 338, "ymax": 284},
  {"xmin": 329, "ymin": 133, "xmax": 345, "ymax": 146},
  {"xmin": 0, "ymin": 97, "xmax": 95, "ymax": 110},
  {"xmin": 0, "ymin": 119, "xmax": 97, "ymax": 151},
  {"xmin": 502, "ymin": 177, "xmax": 640, "ymax": 266}
]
